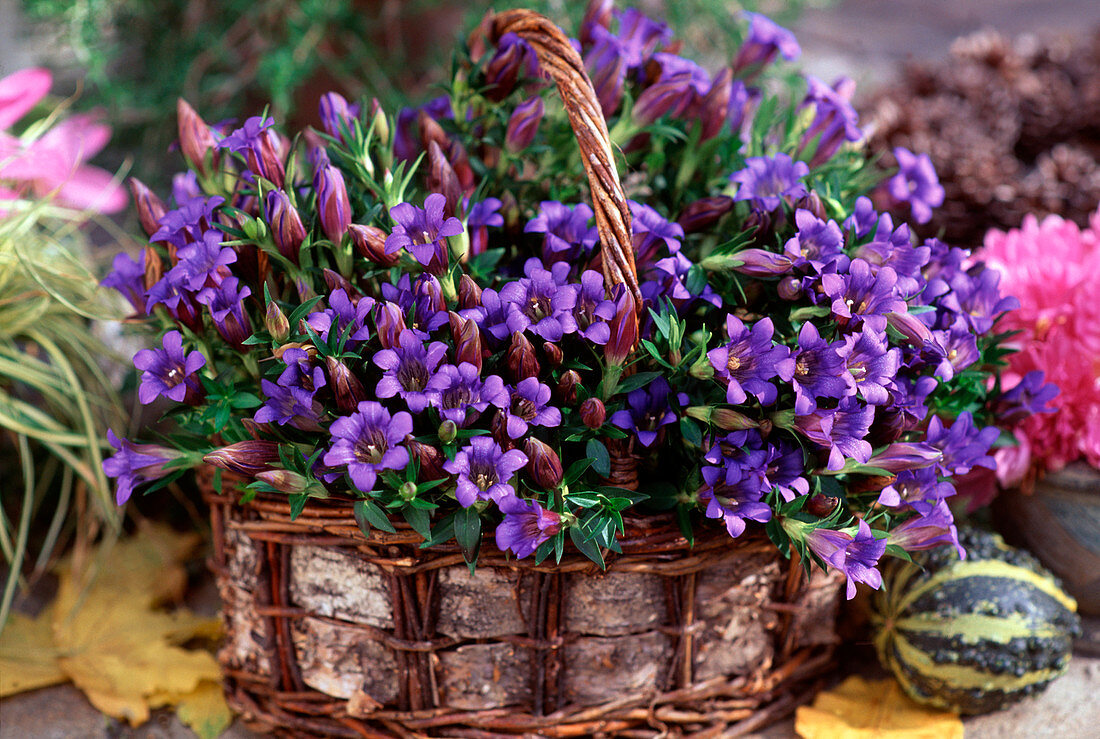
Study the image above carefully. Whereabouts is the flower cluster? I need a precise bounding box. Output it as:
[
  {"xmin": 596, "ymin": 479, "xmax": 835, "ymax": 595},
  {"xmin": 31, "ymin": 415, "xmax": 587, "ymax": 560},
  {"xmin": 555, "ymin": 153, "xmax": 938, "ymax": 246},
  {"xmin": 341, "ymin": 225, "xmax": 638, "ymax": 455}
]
[
  {"xmin": 102, "ymin": 3, "xmax": 1026, "ymax": 598},
  {"xmin": 982, "ymin": 210, "xmax": 1099, "ymax": 480}
]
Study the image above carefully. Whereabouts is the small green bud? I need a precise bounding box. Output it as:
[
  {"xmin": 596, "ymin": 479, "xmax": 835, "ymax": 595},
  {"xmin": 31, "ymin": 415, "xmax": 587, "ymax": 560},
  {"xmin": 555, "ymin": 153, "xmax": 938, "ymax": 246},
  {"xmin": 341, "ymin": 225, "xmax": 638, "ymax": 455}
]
[{"xmin": 438, "ymin": 419, "xmax": 458, "ymax": 444}]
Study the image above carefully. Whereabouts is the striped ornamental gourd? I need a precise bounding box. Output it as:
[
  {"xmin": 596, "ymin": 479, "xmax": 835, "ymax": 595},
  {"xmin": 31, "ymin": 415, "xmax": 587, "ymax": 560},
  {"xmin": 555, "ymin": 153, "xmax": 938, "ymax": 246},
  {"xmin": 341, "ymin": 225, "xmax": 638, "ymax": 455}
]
[{"xmin": 872, "ymin": 527, "xmax": 1081, "ymax": 715}]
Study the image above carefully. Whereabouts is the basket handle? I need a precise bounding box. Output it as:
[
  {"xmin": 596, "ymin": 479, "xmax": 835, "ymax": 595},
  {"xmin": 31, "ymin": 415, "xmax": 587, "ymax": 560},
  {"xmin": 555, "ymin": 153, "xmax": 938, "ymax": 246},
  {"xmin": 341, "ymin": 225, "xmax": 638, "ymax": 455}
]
[{"xmin": 490, "ymin": 10, "xmax": 642, "ymax": 320}]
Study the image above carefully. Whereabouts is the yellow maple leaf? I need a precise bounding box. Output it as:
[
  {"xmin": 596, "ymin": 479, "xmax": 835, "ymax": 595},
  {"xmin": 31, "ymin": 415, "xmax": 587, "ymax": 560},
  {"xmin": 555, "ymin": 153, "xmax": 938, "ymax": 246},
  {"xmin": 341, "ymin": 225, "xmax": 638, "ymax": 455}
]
[
  {"xmin": 0, "ymin": 605, "xmax": 66, "ymax": 697},
  {"xmin": 796, "ymin": 675, "xmax": 964, "ymax": 739},
  {"xmin": 49, "ymin": 521, "xmax": 225, "ymax": 726}
]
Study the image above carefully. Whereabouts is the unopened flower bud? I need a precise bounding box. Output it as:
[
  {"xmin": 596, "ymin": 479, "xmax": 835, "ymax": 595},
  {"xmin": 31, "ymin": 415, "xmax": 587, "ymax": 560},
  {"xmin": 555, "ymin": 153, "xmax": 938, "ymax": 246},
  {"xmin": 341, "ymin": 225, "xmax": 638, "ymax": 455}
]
[
  {"xmin": 177, "ymin": 98, "xmax": 216, "ymax": 175},
  {"xmin": 580, "ymin": 0, "xmax": 614, "ymax": 44},
  {"xmin": 204, "ymin": 440, "xmax": 280, "ymax": 477},
  {"xmin": 507, "ymin": 331, "xmax": 540, "ymax": 381},
  {"xmin": 449, "ymin": 312, "xmax": 483, "ymax": 372},
  {"xmin": 376, "ymin": 302, "xmax": 406, "ymax": 349},
  {"xmin": 417, "ymin": 110, "xmax": 450, "ymax": 154},
  {"xmin": 249, "ymin": 129, "xmax": 286, "ymax": 188},
  {"xmin": 348, "ymin": 224, "xmax": 398, "ymax": 266},
  {"xmin": 542, "ymin": 341, "xmax": 563, "ymax": 367},
  {"xmin": 688, "ymin": 354, "xmax": 714, "ymax": 380},
  {"xmin": 399, "ymin": 481, "xmax": 418, "ymax": 501},
  {"xmin": 255, "ymin": 469, "xmax": 310, "ymax": 494},
  {"xmin": 886, "ymin": 311, "xmax": 934, "ymax": 347},
  {"xmin": 805, "ymin": 494, "xmax": 839, "ymax": 518},
  {"xmin": 777, "ymin": 276, "xmax": 802, "ymax": 301},
  {"xmin": 604, "ymin": 287, "xmax": 638, "ymax": 366},
  {"xmin": 677, "ymin": 195, "xmax": 734, "ymax": 234},
  {"xmin": 795, "ymin": 191, "xmax": 827, "ymax": 221},
  {"xmin": 557, "ymin": 370, "xmax": 581, "ymax": 405},
  {"xmin": 708, "ymin": 248, "xmax": 793, "ymax": 277},
  {"xmin": 129, "ymin": 178, "xmax": 166, "ymax": 237},
  {"xmin": 457, "ymin": 274, "xmax": 483, "ymax": 310},
  {"xmin": 438, "ymin": 419, "xmax": 458, "ymax": 444},
  {"xmin": 685, "ymin": 405, "xmax": 758, "ymax": 431},
  {"xmin": 263, "ymin": 189, "xmax": 306, "ymax": 264},
  {"xmin": 634, "ymin": 73, "xmax": 693, "ymax": 125},
  {"xmin": 326, "ymin": 357, "xmax": 368, "ymax": 413},
  {"xmin": 743, "ymin": 209, "xmax": 773, "ymax": 244},
  {"xmin": 265, "ymin": 301, "xmax": 290, "ymax": 342},
  {"xmin": 427, "ymin": 141, "xmax": 462, "ymax": 216},
  {"xmin": 406, "ymin": 435, "xmax": 447, "ymax": 481},
  {"xmin": 484, "ymin": 33, "xmax": 534, "ymax": 101},
  {"xmin": 699, "ymin": 67, "xmax": 733, "ymax": 142},
  {"xmin": 322, "ymin": 269, "xmax": 361, "ymax": 302},
  {"xmin": 314, "ymin": 162, "xmax": 352, "ymax": 243},
  {"xmin": 143, "ymin": 245, "xmax": 163, "ymax": 291},
  {"xmin": 368, "ymin": 98, "xmax": 389, "ymax": 147},
  {"xmin": 505, "ymin": 97, "xmax": 544, "ymax": 153},
  {"xmin": 579, "ymin": 397, "xmax": 606, "ymax": 429},
  {"xmin": 524, "ymin": 437, "xmax": 563, "ymax": 489},
  {"xmin": 319, "ymin": 91, "xmax": 355, "ymax": 142}
]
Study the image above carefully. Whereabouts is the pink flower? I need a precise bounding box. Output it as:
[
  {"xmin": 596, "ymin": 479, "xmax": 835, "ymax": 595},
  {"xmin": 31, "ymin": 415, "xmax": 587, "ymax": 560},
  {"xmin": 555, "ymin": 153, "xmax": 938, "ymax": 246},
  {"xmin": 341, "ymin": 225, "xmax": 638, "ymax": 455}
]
[
  {"xmin": 0, "ymin": 68, "xmax": 126, "ymax": 214},
  {"xmin": 982, "ymin": 209, "xmax": 1100, "ymax": 471}
]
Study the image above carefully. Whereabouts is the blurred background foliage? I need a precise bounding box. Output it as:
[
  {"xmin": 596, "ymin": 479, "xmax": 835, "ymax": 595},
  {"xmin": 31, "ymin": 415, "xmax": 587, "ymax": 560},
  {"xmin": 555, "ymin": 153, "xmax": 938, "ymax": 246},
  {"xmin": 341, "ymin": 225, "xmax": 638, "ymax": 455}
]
[{"xmin": 22, "ymin": 0, "xmax": 822, "ymax": 187}]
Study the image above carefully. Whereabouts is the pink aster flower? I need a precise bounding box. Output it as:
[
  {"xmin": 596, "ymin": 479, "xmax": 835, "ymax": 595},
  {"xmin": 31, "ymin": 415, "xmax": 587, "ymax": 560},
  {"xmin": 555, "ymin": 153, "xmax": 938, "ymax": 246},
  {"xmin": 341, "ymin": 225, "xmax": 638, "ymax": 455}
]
[
  {"xmin": 0, "ymin": 68, "xmax": 126, "ymax": 214},
  {"xmin": 982, "ymin": 209, "xmax": 1100, "ymax": 471}
]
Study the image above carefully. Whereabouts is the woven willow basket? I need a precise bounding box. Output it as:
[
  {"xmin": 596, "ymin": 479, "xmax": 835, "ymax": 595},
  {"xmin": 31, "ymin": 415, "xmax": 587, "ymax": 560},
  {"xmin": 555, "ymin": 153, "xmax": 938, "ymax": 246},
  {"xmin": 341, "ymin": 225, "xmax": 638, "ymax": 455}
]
[{"xmin": 203, "ymin": 11, "xmax": 844, "ymax": 737}]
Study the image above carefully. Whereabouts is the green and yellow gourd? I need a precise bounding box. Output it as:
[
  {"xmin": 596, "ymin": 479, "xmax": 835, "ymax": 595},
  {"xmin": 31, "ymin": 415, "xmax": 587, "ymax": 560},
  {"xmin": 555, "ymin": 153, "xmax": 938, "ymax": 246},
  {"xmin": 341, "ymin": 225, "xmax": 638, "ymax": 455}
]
[{"xmin": 872, "ymin": 527, "xmax": 1081, "ymax": 715}]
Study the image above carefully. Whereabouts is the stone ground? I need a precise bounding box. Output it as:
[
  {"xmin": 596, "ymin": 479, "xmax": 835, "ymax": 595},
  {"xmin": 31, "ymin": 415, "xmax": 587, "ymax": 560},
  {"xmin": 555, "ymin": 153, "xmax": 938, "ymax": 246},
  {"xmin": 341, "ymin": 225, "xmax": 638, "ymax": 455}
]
[{"xmin": 4, "ymin": 0, "xmax": 1100, "ymax": 736}]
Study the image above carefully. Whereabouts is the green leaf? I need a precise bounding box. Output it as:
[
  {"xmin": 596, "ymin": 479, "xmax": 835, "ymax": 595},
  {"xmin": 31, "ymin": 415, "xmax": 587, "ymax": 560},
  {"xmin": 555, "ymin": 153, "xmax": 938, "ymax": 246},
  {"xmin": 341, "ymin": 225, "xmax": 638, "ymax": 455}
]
[
  {"xmin": 356, "ymin": 498, "xmax": 396, "ymax": 533},
  {"xmin": 585, "ymin": 439, "xmax": 611, "ymax": 478},
  {"xmin": 563, "ymin": 457, "xmax": 593, "ymax": 486},
  {"xmin": 352, "ymin": 501, "xmax": 372, "ymax": 538},
  {"xmin": 453, "ymin": 507, "xmax": 481, "ymax": 569},
  {"xmin": 615, "ymin": 371, "xmax": 663, "ymax": 395},
  {"xmin": 569, "ymin": 526, "xmax": 605, "ymax": 568},
  {"xmin": 565, "ymin": 492, "xmax": 603, "ymax": 508},
  {"xmin": 403, "ymin": 504, "xmax": 432, "ymax": 540},
  {"xmin": 675, "ymin": 504, "xmax": 695, "ymax": 546},
  {"xmin": 679, "ymin": 416, "xmax": 703, "ymax": 446},
  {"xmin": 419, "ymin": 513, "xmax": 456, "ymax": 549},
  {"xmin": 288, "ymin": 493, "xmax": 308, "ymax": 520}
]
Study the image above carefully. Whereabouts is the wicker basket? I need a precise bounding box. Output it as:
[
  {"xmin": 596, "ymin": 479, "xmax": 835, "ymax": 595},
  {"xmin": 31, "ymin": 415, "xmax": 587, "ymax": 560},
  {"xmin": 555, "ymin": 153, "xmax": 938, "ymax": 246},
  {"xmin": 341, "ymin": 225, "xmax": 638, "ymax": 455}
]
[{"xmin": 203, "ymin": 10, "xmax": 844, "ymax": 736}]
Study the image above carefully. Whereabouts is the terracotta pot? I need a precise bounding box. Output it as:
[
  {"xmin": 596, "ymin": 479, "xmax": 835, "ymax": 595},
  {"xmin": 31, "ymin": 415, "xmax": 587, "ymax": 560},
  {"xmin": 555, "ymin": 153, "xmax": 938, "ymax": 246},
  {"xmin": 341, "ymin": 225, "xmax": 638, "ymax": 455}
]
[{"xmin": 996, "ymin": 462, "xmax": 1100, "ymax": 615}]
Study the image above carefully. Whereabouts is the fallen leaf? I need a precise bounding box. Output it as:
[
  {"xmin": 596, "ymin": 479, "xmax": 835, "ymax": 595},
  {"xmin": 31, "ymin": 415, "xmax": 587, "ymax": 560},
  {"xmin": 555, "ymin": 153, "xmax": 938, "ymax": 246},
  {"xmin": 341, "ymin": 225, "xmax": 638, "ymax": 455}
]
[
  {"xmin": 795, "ymin": 675, "xmax": 963, "ymax": 739},
  {"xmin": 175, "ymin": 680, "xmax": 233, "ymax": 739},
  {"xmin": 49, "ymin": 521, "xmax": 224, "ymax": 726},
  {"xmin": 0, "ymin": 605, "xmax": 66, "ymax": 697}
]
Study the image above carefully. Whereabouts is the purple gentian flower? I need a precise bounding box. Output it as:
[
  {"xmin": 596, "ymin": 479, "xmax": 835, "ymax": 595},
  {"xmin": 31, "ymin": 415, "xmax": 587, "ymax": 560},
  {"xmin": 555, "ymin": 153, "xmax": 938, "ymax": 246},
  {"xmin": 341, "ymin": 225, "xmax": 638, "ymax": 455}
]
[
  {"xmin": 802, "ymin": 519, "xmax": 886, "ymax": 600},
  {"xmin": 101, "ymin": 252, "xmax": 146, "ymax": 314},
  {"xmin": 196, "ymin": 276, "xmax": 252, "ymax": 349},
  {"xmin": 254, "ymin": 378, "xmax": 323, "ymax": 431},
  {"xmin": 783, "ymin": 209, "xmax": 845, "ymax": 273},
  {"xmin": 876, "ymin": 467, "xmax": 957, "ymax": 515},
  {"xmin": 650, "ymin": 252, "xmax": 723, "ymax": 308},
  {"xmin": 610, "ymin": 378, "xmax": 687, "ymax": 447},
  {"xmin": 855, "ymin": 215, "xmax": 929, "ymax": 297},
  {"xmin": 276, "ymin": 347, "xmax": 326, "ymax": 393},
  {"xmin": 793, "ymin": 397, "xmax": 875, "ymax": 471},
  {"xmin": 502, "ymin": 377, "xmax": 561, "ymax": 439},
  {"xmin": 888, "ymin": 500, "xmax": 965, "ymax": 559},
  {"xmin": 572, "ymin": 270, "xmax": 616, "ymax": 344},
  {"xmin": 132, "ymin": 330, "xmax": 205, "ymax": 405},
  {"xmin": 762, "ymin": 441, "xmax": 810, "ymax": 502},
  {"xmin": 306, "ymin": 288, "xmax": 375, "ymax": 350},
  {"xmin": 822, "ymin": 259, "xmax": 908, "ymax": 333},
  {"xmin": 733, "ymin": 11, "xmax": 800, "ymax": 73},
  {"xmin": 466, "ymin": 197, "xmax": 503, "ymax": 256},
  {"xmin": 380, "ymin": 274, "xmax": 449, "ymax": 339},
  {"xmin": 171, "ymin": 171, "xmax": 201, "ymax": 205},
  {"xmin": 928, "ymin": 317, "xmax": 980, "ymax": 382},
  {"xmin": 385, "ymin": 193, "xmax": 464, "ymax": 274},
  {"xmin": 433, "ymin": 363, "xmax": 509, "ymax": 427},
  {"xmin": 498, "ymin": 259, "xmax": 578, "ymax": 341},
  {"xmin": 323, "ymin": 401, "xmax": 412, "ymax": 493},
  {"xmin": 925, "ymin": 412, "xmax": 1000, "ymax": 477},
  {"xmin": 630, "ymin": 200, "xmax": 684, "ymax": 263},
  {"xmin": 525, "ymin": 201, "xmax": 599, "ymax": 263},
  {"xmin": 698, "ymin": 468, "xmax": 772, "ymax": 538},
  {"xmin": 467, "ymin": 287, "xmax": 529, "ymax": 344},
  {"xmin": 151, "ymin": 195, "xmax": 224, "ymax": 248},
  {"xmin": 782, "ymin": 322, "xmax": 854, "ymax": 415},
  {"xmin": 216, "ymin": 115, "xmax": 284, "ymax": 185},
  {"xmin": 372, "ymin": 329, "xmax": 448, "ymax": 413},
  {"xmin": 318, "ymin": 92, "xmax": 357, "ymax": 141},
  {"xmin": 445, "ymin": 436, "xmax": 528, "ymax": 507},
  {"xmin": 798, "ymin": 76, "xmax": 862, "ymax": 167},
  {"xmin": 887, "ymin": 147, "xmax": 944, "ymax": 224},
  {"xmin": 167, "ymin": 228, "xmax": 236, "ymax": 292},
  {"xmin": 103, "ymin": 430, "xmax": 187, "ymax": 505},
  {"xmin": 940, "ymin": 266, "xmax": 1020, "ymax": 335},
  {"xmin": 495, "ymin": 495, "xmax": 562, "ymax": 558},
  {"xmin": 994, "ymin": 370, "xmax": 1059, "ymax": 425},
  {"xmin": 608, "ymin": 7, "xmax": 671, "ymax": 69},
  {"xmin": 729, "ymin": 153, "xmax": 809, "ymax": 211},
  {"xmin": 707, "ymin": 315, "xmax": 792, "ymax": 405},
  {"xmin": 843, "ymin": 196, "xmax": 878, "ymax": 238},
  {"xmin": 839, "ymin": 328, "xmax": 900, "ymax": 405}
]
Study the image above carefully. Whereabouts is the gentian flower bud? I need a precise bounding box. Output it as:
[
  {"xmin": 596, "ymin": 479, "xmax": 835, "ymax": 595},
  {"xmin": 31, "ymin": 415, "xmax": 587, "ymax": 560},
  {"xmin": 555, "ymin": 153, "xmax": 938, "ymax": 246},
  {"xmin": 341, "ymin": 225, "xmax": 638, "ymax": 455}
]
[
  {"xmin": 743, "ymin": 209, "xmax": 773, "ymax": 244},
  {"xmin": 505, "ymin": 97, "xmax": 544, "ymax": 153},
  {"xmin": 369, "ymin": 98, "xmax": 389, "ymax": 146},
  {"xmin": 314, "ymin": 163, "xmax": 352, "ymax": 243},
  {"xmin": 177, "ymin": 98, "xmax": 216, "ymax": 175},
  {"xmin": 484, "ymin": 33, "xmax": 534, "ymax": 101},
  {"xmin": 251, "ymin": 129, "xmax": 286, "ymax": 188},
  {"xmin": 707, "ymin": 248, "xmax": 793, "ymax": 276},
  {"xmin": 524, "ymin": 437, "xmax": 563, "ymax": 490},
  {"xmin": 866, "ymin": 443, "xmax": 942, "ymax": 473},
  {"xmin": 255, "ymin": 469, "xmax": 310, "ymax": 494},
  {"xmin": 579, "ymin": 398, "xmax": 607, "ymax": 429},
  {"xmin": 605, "ymin": 287, "xmax": 638, "ymax": 366},
  {"xmin": 376, "ymin": 302, "xmax": 407, "ymax": 349},
  {"xmin": 265, "ymin": 301, "xmax": 290, "ymax": 342},
  {"xmin": 699, "ymin": 67, "xmax": 733, "ymax": 142},
  {"xmin": 129, "ymin": 178, "xmax": 167, "ymax": 238},
  {"xmin": 322, "ymin": 269, "xmax": 361, "ymax": 302},
  {"xmin": 677, "ymin": 195, "xmax": 734, "ymax": 234},
  {"xmin": 143, "ymin": 245, "xmax": 163, "ymax": 291},
  {"xmin": 457, "ymin": 274, "xmax": 483, "ymax": 310},
  {"xmin": 348, "ymin": 224, "xmax": 398, "ymax": 266},
  {"xmin": 418, "ymin": 110, "xmax": 450, "ymax": 154},
  {"xmin": 805, "ymin": 494, "xmax": 839, "ymax": 518},
  {"xmin": 399, "ymin": 481, "xmax": 418, "ymax": 501},
  {"xmin": 685, "ymin": 406, "xmax": 758, "ymax": 431},
  {"xmin": 542, "ymin": 341, "xmax": 563, "ymax": 368},
  {"xmin": 507, "ymin": 331, "xmax": 540, "ymax": 381},
  {"xmin": 777, "ymin": 276, "xmax": 802, "ymax": 301},
  {"xmin": 204, "ymin": 440, "xmax": 280, "ymax": 477},
  {"xmin": 557, "ymin": 370, "xmax": 581, "ymax": 405},
  {"xmin": 319, "ymin": 92, "xmax": 355, "ymax": 141},
  {"xmin": 264, "ymin": 189, "xmax": 306, "ymax": 264},
  {"xmin": 326, "ymin": 356, "xmax": 368, "ymax": 414},
  {"xmin": 427, "ymin": 141, "xmax": 462, "ymax": 216},
  {"xmin": 886, "ymin": 311, "xmax": 934, "ymax": 348},
  {"xmin": 438, "ymin": 419, "xmax": 458, "ymax": 444},
  {"xmin": 449, "ymin": 311, "xmax": 483, "ymax": 372},
  {"xmin": 580, "ymin": 0, "xmax": 614, "ymax": 45},
  {"xmin": 633, "ymin": 73, "xmax": 693, "ymax": 125},
  {"xmin": 406, "ymin": 435, "xmax": 447, "ymax": 481},
  {"xmin": 794, "ymin": 191, "xmax": 827, "ymax": 221}
]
